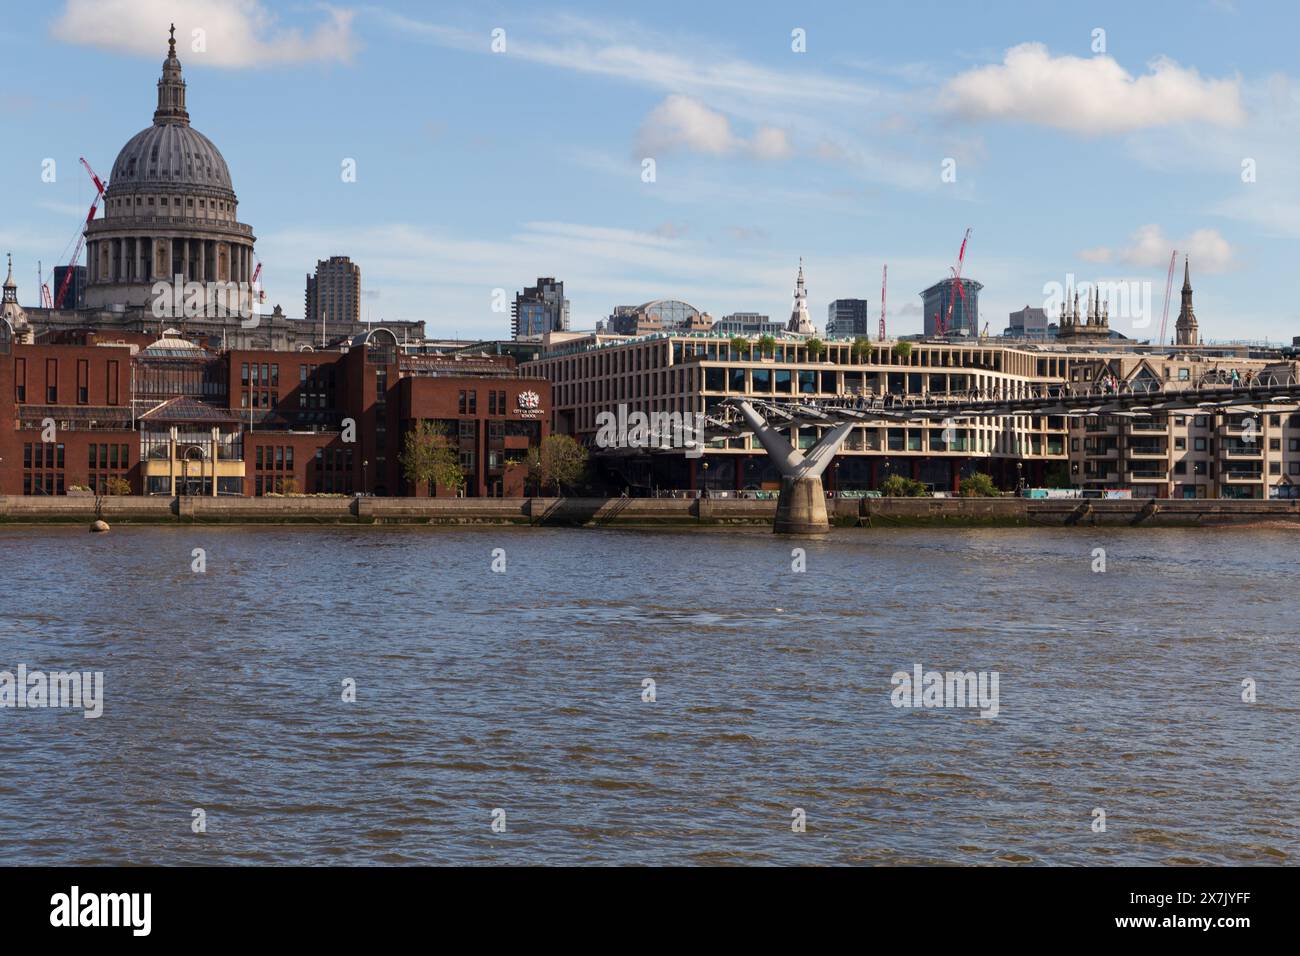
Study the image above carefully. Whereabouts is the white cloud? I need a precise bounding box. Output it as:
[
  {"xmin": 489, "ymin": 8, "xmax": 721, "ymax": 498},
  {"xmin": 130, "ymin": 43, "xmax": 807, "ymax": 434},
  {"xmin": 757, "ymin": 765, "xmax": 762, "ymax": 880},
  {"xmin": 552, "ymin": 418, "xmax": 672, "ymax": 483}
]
[
  {"xmin": 1079, "ymin": 224, "xmax": 1235, "ymax": 272},
  {"xmin": 636, "ymin": 95, "xmax": 736, "ymax": 157},
  {"xmin": 940, "ymin": 43, "xmax": 1245, "ymax": 134},
  {"xmin": 50, "ymin": 0, "xmax": 356, "ymax": 67},
  {"xmin": 635, "ymin": 95, "xmax": 792, "ymax": 160},
  {"xmin": 751, "ymin": 126, "xmax": 793, "ymax": 160}
]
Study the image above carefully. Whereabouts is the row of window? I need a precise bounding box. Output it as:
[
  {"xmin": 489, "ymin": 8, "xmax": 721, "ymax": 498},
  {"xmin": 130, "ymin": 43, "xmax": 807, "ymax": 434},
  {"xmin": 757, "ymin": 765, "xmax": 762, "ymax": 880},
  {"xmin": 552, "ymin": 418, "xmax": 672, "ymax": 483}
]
[
  {"xmin": 13, "ymin": 359, "xmax": 121, "ymax": 406},
  {"xmin": 241, "ymin": 363, "xmax": 280, "ymax": 387},
  {"xmin": 254, "ymin": 446, "xmax": 295, "ymax": 471},
  {"xmin": 240, "ymin": 390, "xmax": 279, "ymax": 409},
  {"xmin": 23, "ymin": 443, "xmax": 65, "ymax": 469}
]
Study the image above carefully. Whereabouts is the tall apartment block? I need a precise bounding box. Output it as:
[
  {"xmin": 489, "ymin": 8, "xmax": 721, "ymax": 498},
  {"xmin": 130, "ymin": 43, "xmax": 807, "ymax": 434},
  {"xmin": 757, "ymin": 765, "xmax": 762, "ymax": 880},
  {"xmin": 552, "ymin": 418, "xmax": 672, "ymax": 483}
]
[
  {"xmin": 305, "ymin": 256, "xmax": 361, "ymax": 327},
  {"xmin": 512, "ymin": 277, "xmax": 570, "ymax": 339}
]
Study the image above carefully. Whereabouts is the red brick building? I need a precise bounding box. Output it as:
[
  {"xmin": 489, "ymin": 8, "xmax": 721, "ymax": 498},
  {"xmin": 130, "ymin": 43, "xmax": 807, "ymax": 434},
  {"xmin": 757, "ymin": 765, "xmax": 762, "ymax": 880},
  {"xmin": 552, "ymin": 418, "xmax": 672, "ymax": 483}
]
[{"xmin": 0, "ymin": 324, "xmax": 550, "ymax": 498}]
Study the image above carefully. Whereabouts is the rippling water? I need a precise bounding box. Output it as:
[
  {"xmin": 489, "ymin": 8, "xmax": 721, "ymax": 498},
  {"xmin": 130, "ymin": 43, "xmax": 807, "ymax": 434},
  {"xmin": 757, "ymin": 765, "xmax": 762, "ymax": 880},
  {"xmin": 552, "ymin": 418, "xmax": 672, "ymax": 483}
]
[{"xmin": 0, "ymin": 525, "xmax": 1295, "ymax": 865}]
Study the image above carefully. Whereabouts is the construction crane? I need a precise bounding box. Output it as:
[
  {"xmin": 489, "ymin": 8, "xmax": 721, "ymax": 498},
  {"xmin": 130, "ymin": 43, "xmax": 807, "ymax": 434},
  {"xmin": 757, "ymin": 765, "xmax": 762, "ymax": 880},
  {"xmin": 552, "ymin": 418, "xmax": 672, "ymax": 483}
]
[
  {"xmin": 38, "ymin": 261, "xmax": 53, "ymax": 308},
  {"xmin": 939, "ymin": 227, "xmax": 973, "ymax": 337},
  {"xmin": 1158, "ymin": 249, "xmax": 1178, "ymax": 345},
  {"xmin": 53, "ymin": 158, "xmax": 107, "ymax": 309},
  {"xmin": 878, "ymin": 264, "xmax": 888, "ymax": 341},
  {"xmin": 250, "ymin": 261, "xmax": 265, "ymax": 302}
]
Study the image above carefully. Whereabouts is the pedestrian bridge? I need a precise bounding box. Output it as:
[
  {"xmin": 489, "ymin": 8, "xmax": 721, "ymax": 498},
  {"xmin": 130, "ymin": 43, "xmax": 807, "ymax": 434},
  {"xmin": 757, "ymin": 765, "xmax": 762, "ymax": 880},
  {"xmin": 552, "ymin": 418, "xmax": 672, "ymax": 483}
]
[
  {"xmin": 708, "ymin": 368, "xmax": 1300, "ymax": 435},
  {"xmin": 694, "ymin": 368, "xmax": 1300, "ymax": 534}
]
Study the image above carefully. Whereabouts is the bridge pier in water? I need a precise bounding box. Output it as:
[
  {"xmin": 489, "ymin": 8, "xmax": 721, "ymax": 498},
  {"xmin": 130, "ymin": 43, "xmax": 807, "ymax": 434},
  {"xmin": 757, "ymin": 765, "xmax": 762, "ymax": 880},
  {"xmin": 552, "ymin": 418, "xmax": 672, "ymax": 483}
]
[{"xmin": 731, "ymin": 400, "xmax": 853, "ymax": 535}]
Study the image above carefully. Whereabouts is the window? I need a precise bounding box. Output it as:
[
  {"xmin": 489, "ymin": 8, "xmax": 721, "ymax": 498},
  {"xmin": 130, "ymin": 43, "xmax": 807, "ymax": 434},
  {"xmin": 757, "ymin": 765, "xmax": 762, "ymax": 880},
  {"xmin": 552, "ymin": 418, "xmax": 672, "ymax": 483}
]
[
  {"xmin": 1194, "ymin": 438, "xmax": 1207, "ymax": 451},
  {"xmin": 46, "ymin": 359, "xmax": 58, "ymax": 403}
]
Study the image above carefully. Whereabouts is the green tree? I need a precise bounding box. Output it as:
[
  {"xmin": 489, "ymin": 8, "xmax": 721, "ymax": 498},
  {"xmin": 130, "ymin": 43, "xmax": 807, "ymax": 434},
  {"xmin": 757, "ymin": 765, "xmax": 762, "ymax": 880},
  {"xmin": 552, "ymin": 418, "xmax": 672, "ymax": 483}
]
[
  {"xmin": 880, "ymin": 474, "xmax": 928, "ymax": 497},
  {"xmin": 805, "ymin": 337, "xmax": 826, "ymax": 361},
  {"xmin": 891, "ymin": 340, "xmax": 913, "ymax": 360},
  {"xmin": 729, "ymin": 335, "xmax": 750, "ymax": 358},
  {"xmin": 756, "ymin": 334, "xmax": 778, "ymax": 357},
  {"xmin": 104, "ymin": 476, "xmax": 132, "ymax": 496},
  {"xmin": 851, "ymin": 337, "xmax": 873, "ymax": 362},
  {"xmin": 400, "ymin": 420, "xmax": 464, "ymax": 496},
  {"xmin": 959, "ymin": 472, "xmax": 998, "ymax": 497},
  {"xmin": 527, "ymin": 434, "xmax": 588, "ymax": 496}
]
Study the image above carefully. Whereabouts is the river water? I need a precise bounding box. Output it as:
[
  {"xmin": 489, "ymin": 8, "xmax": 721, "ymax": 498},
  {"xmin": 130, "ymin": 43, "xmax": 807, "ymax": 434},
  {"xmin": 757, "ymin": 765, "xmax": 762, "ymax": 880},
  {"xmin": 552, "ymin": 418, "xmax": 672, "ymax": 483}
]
[{"xmin": 0, "ymin": 525, "xmax": 1294, "ymax": 865}]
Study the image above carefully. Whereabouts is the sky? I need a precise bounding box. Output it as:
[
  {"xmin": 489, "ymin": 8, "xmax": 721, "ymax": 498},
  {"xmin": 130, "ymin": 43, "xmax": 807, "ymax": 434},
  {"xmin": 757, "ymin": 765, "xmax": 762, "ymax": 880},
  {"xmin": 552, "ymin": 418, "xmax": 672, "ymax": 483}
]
[{"xmin": 2, "ymin": 0, "xmax": 1299, "ymax": 343}]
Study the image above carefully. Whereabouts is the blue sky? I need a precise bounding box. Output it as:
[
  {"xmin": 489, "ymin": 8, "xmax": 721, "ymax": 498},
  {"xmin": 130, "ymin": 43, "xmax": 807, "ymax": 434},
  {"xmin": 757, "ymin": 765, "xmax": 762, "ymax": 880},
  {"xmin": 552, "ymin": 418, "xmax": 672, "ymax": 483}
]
[{"xmin": 3, "ymin": 0, "xmax": 1298, "ymax": 342}]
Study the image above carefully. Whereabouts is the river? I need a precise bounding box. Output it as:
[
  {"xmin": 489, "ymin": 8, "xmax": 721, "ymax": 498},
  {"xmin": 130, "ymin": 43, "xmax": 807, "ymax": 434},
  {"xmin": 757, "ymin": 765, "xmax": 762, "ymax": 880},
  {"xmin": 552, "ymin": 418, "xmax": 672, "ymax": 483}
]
[{"xmin": 0, "ymin": 525, "xmax": 1294, "ymax": 865}]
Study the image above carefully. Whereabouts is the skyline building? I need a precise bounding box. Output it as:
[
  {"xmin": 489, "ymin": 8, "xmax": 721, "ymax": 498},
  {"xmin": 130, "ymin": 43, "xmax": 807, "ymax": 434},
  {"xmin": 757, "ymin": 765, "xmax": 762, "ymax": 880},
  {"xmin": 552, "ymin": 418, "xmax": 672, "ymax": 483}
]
[
  {"xmin": 826, "ymin": 299, "xmax": 870, "ymax": 338},
  {"xmin": 305, "ymin": 255, "xmax": 361, "ymax": 327},
  {"xmin": 713, "ymin": 312, "xmax": 784, "ymax": 336},
  {"xmin": 921, "ymin": 277, "xmax": 982, "ymax": 337},
  {"xmin": 511, "ymin": 277, "xmax": 570, "ymax": 338}
]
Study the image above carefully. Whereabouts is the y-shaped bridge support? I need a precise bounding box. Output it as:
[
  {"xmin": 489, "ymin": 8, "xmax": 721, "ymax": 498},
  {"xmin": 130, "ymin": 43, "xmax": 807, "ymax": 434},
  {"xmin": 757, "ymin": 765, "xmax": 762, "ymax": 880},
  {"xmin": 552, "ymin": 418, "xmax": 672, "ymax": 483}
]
[{"xmin": 733, "ymin": 401, "xmax": 855, "ymax": 534}]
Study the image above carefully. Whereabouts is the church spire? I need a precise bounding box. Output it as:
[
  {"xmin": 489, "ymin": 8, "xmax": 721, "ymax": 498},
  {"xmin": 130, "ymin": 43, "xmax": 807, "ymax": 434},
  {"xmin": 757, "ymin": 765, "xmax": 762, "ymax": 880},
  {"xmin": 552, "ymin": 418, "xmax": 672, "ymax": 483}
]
[
  {"xmin": 786, "ymin": 258, "xmax": 814, "ymax": 334},
  {"xmin": 154, "ymin": 23, "xmax": 189, "ymax": 126},
  {"xmin": 1175, "ymin": 256, "xmax": 1198, "ymax": 346}
]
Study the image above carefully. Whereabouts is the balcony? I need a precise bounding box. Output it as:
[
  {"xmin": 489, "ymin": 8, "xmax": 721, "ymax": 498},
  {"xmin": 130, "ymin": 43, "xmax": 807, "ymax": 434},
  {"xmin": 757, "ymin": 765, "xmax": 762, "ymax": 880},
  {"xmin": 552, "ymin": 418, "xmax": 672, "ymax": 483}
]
[
  {"xmin": 1125, "ymin": 467, "xmax": 1169, "ymax": 481},
  {"xmin": 1127, "ymin": 441, "xmax": 1167, "ymax": 457},
  {"xmin": 1221, "ymin": 442, "xmax": 1263, "ymax": 457},
  {"xmin": 1222, "ymin": 468, "xmax": 1263, "ymax": 481}
]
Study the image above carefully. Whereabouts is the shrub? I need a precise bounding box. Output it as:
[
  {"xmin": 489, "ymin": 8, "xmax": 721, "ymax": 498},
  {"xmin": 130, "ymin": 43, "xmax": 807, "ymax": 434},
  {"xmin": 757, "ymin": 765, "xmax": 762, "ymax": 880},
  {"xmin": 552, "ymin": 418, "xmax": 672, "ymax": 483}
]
[
  {"xmin": 880, "ymin": 474, "xmax": 928, "ymax": 497},
  {"xmin": 959, "ymin": 472, "xmax": 998, "ymax": 497}
]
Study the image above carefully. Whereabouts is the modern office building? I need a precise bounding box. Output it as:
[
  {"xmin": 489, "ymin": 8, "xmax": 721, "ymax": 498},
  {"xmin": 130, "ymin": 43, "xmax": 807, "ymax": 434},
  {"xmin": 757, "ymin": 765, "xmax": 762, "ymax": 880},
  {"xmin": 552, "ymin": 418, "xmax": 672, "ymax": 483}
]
[
  {"xmin": 921, "ymin": 277, "xmax": 982, "ymax": 337},
  {"xmin": 712, "ymin": 313, "xmax": 783, "ymax": 337},
  {"xmin": 524, "ymin": 331, "xmax": 1074, "ymax": 494},
  {"xmin": 51, "ymin": 265, "xmax": 87, "ymax": 310},
  {"xmin": 1005, "ymin": 305, "xmax": 1050, "ymax": 340},
  {"xmin": 305, "ymin": 256, "xmax": 361, "ymax": 327},
  {"xmin": 826, "ymin": 299, "xmax": 871, "ymax": 338},
  {"xmin": 511, "ymin": 277, "xmax": 570, "ymax": 339}
]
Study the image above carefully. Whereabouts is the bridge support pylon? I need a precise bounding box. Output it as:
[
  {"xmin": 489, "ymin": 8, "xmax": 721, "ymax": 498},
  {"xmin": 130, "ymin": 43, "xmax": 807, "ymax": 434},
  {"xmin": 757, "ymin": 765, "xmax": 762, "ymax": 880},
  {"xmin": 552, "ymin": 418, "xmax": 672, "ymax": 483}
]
[
  {"xmin": 775, "ymin": 475, "xmax": 831, "ymax": 534},
  {"xmin": 732, "ymin": 400, "xmax": 854, "ymax": 535}
]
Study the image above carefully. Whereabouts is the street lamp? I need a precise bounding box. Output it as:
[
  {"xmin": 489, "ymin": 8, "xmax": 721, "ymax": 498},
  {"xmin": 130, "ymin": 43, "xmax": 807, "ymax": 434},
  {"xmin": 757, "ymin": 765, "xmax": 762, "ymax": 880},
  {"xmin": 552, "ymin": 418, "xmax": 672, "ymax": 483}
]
[
  {"xmin": 701, "ymin": 459, "xmax": 710, "ymax": 498},
  {"xmin": 362, "ymin": 458, "xmax": 369, "ymax": 497},
  {"xmin": 1016, "ymin": 461, "xmax": 1024, "ymax": 494}
]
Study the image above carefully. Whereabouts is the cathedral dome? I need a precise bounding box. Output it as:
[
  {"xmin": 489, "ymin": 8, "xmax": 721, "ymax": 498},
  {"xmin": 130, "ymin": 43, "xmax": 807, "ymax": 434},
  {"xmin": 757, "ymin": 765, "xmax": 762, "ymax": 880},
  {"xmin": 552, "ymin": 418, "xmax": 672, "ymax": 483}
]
[
  {"xmin": 110, "ymin": 123, "xmax": 234, "ymax": 194},
  {"xmin": 104, "ymin": 24, "xmax": 235, "ymax": 198}
]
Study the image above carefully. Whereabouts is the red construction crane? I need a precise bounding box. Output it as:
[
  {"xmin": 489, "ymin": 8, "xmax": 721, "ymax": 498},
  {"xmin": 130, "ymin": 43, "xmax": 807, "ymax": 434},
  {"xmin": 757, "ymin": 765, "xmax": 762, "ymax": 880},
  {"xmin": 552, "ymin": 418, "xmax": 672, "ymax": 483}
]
[
  {"xmin": 940, "ymin": 227, "xmax": 973, "ymax": 337},
  {"xmin": 250, "ymin": 261, "xmax": 265, "ymax": 302},
  {"xmin": 1158, "ymin": 249, "xmax": 1178, "ymax": 345},
  {"xmin": 53, "ymin": 158, "xmax": 107, "ymax": 309},
  {"xmin": 878, "ymin": 264, "xmax": 888, "ymax": 341}
]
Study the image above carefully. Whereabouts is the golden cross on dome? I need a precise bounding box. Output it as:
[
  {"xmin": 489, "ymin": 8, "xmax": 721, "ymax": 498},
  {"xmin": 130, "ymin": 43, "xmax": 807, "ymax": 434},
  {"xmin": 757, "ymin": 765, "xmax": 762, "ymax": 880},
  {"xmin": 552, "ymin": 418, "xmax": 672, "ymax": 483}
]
[{"xmin": 168, "ymin": 23, "xmax": 176, "ymax": 55}]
